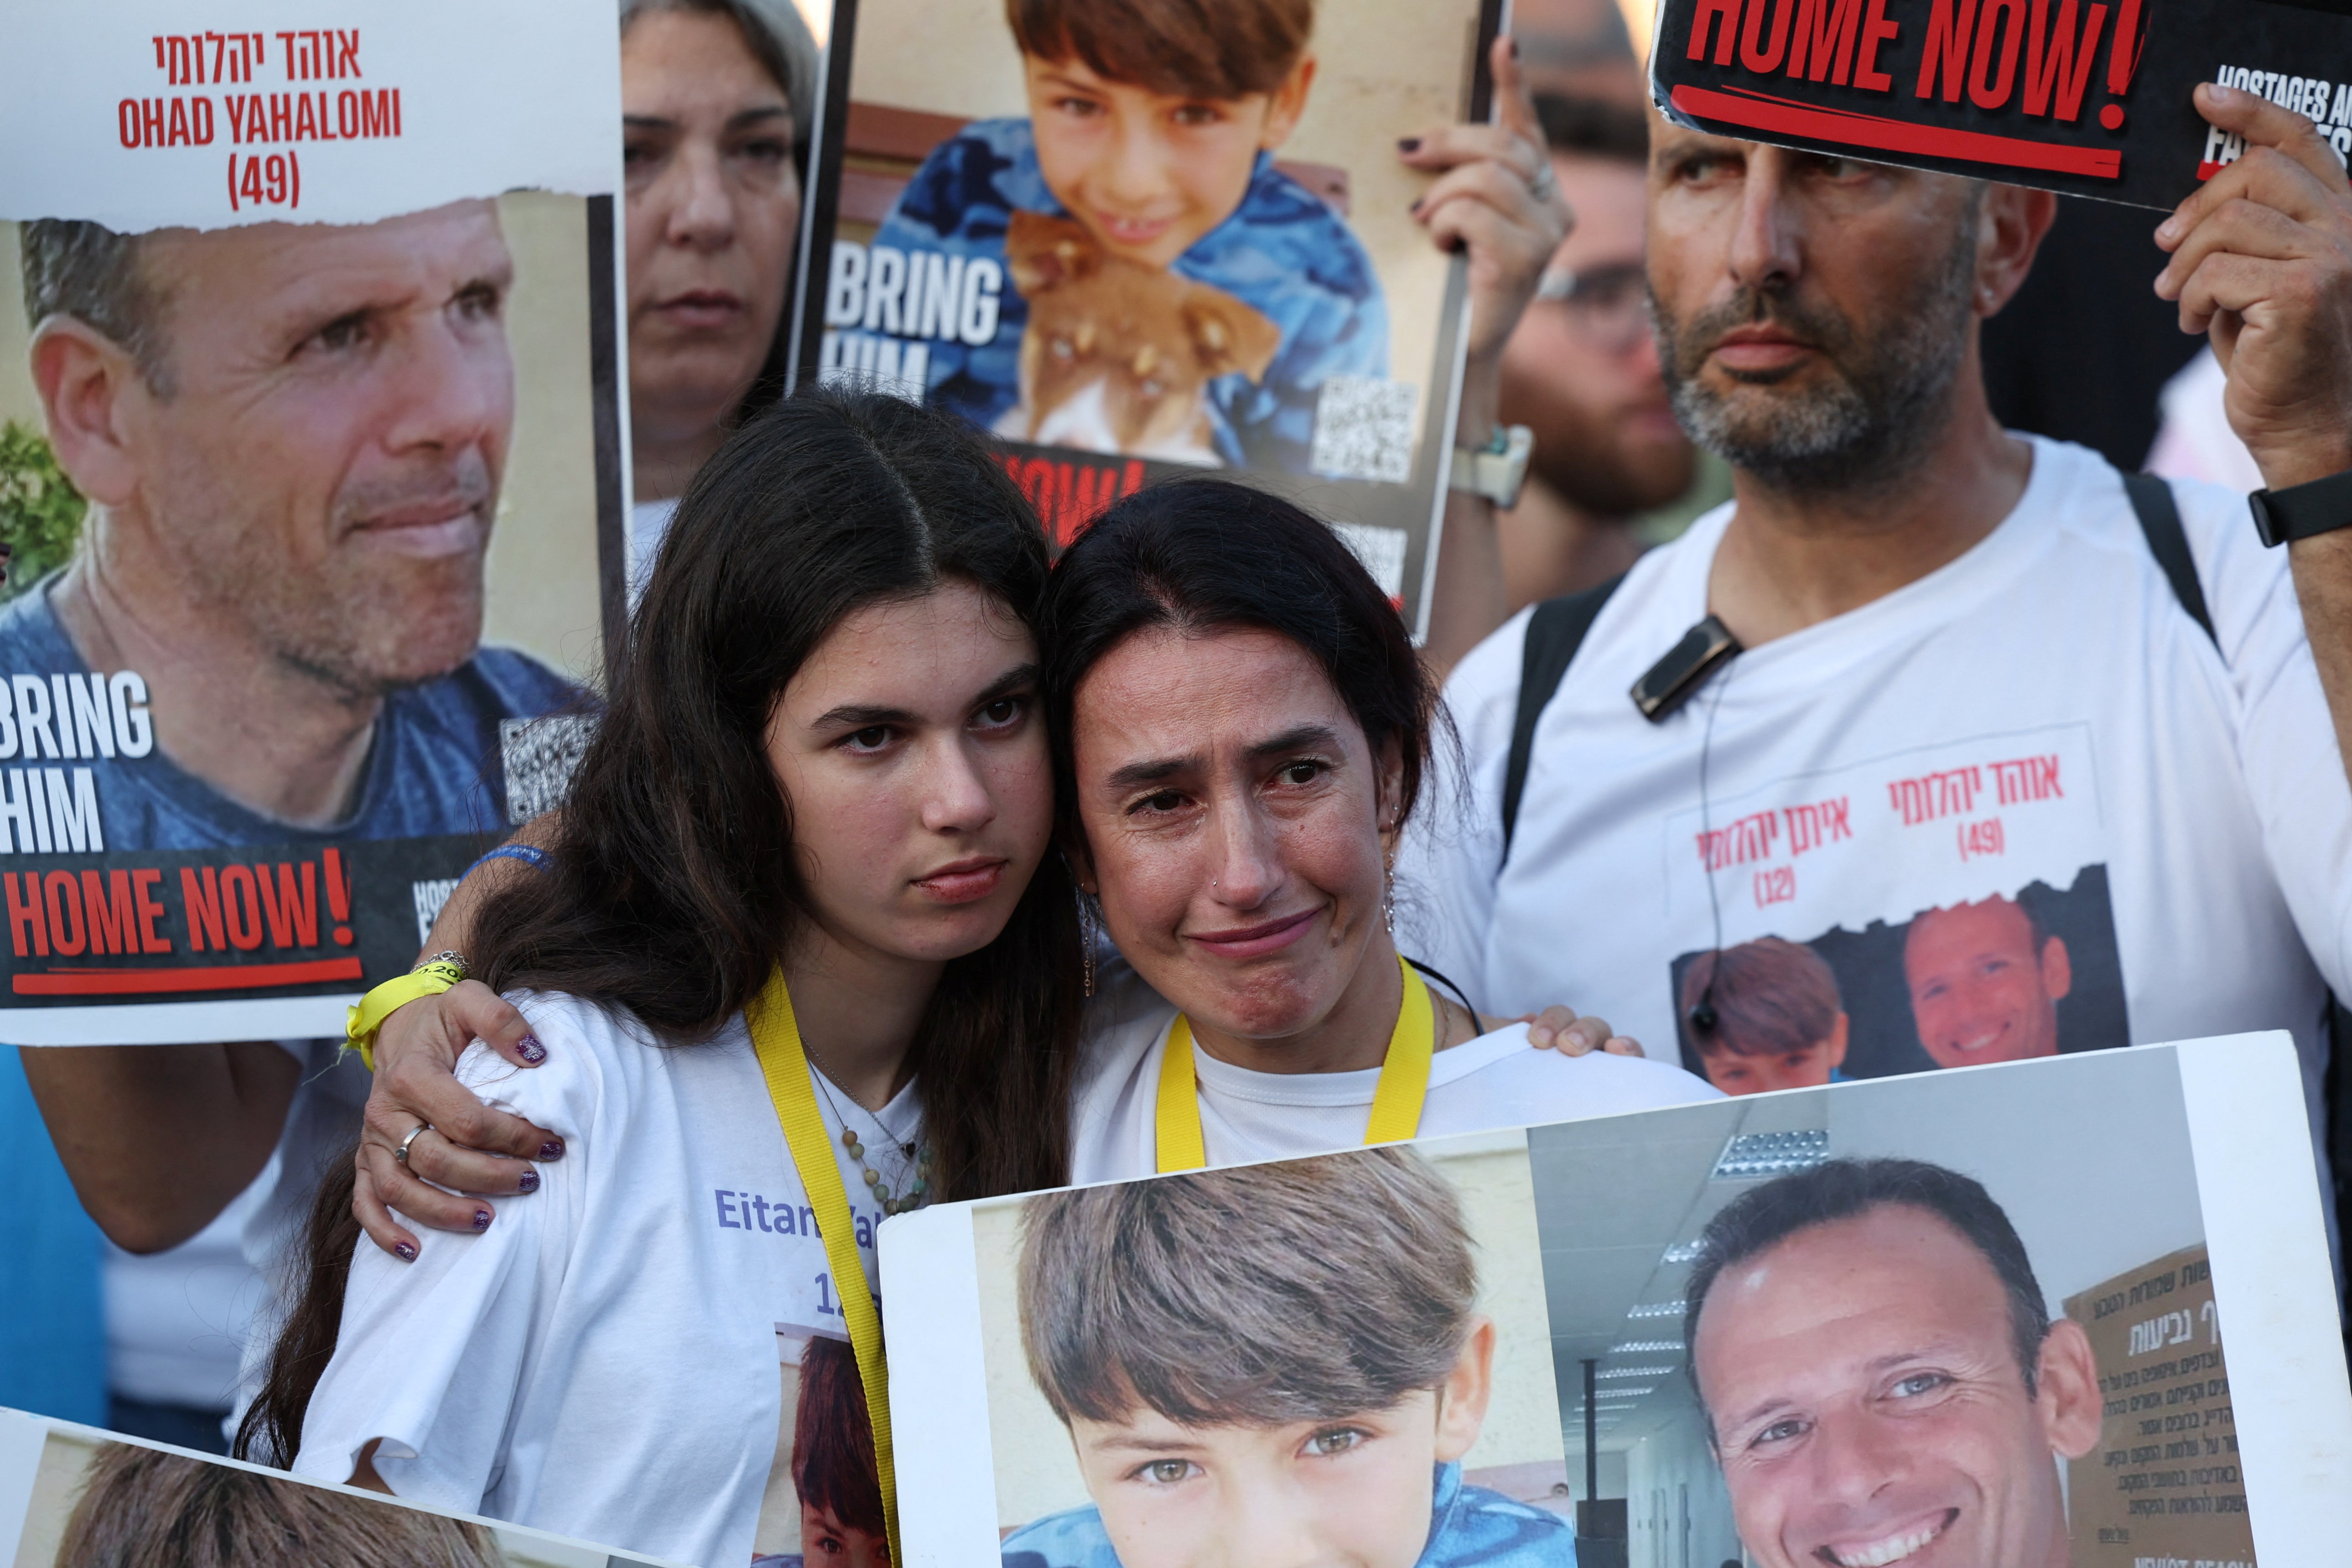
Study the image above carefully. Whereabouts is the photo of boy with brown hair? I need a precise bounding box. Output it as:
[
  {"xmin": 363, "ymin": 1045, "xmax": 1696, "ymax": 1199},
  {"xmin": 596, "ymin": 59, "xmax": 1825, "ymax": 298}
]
[
  {"xmin": 1677, "ymin": 937, "xmax": 1851, "ymax": 1096},
  {"xmin": 870, "ymin": 0, "xmax": 1386, "ymax": 472},
  {"xmin": 1001, "ymin": 1148, "xmax": 1575, "ymax": 1568},
  {"xmin": 50, "ymin": 1440, "xmax": 509, "ymax": 1568}
]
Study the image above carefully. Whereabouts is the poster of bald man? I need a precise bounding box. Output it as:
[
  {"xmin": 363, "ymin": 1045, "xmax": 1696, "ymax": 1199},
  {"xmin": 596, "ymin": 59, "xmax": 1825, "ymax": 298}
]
[
  {"xmin": 0, "ymin": 1, "xmax": 622, "ymax": 1041},
  {"xmin": 875, "ymin": 1033, "xmax": 2351, "ymax": 1567}
]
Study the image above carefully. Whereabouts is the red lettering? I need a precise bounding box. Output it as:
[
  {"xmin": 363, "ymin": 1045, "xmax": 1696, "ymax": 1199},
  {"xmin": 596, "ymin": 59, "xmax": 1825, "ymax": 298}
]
[
  {"xmin": 119, "ymin": 99, "xmax": 144, "ymax": 149},
  {"xmin": 1696, "ymin": 808, "xmax": 1784, "ymax": 872},
  {"xmin": 1916, "ymin": 0, "xmax": 1980, "ymax": 100},
  {"xmin": 1691, "ymin": 0, "xmax": 1745, "ymax": 64},
  {"xmin": 1853, "ymin": 0, "xmax": 1901, "ymax": 90},
  {"xmin": 1989, "ymin": 753, "xmax": 2064, "ymax": 806},
  {"xmin": 323, "ymin": 846, "xmax": 354, "ymax": 945},
  {"xmin": 293, "ymin": 91, "xmax": 319, "ymax": 141},
  {"xmin": 1782, "ymin": 796, "xmax": 1855, "ymax": 857},
  {"xmin": 1968, "ymin": 0, "xmax": 2027, "ymax": 109},
  {"xmin": 358, "ymin": 87, "xmax": 393, "ymax": 138},
  {"xmin": 140, "ymin": 97, "xmax": 166, "ymax": 147},
  {"xmin": 1741, "ymin": 0, "xmax": 1796, "ymax": 73},
  {"xmin": 133, "ymin": 869, "xmax": 172, "ymax": 954},
  {"xmin": 2020, "ymin": 0, "xmax": 2108, "ymax": 119},
  {"xmin": 252, "ymin": 862, "xmax": 319, "ymax": 947},
  {"xmin": 1888, "ymin": 765, "xmax": 1984, "ymax": 826},
  {"xmin": 81, "ymin": 870, "xmax": 137, "ymax": 955},
  {"xmin": 219, "ymin": 865, "xmax": 264, "ymax": 951},
  {"xmin": 1788, "ymin": 0, "xmax": 1863, "ymax": 84},
  {"xmin": 182, "ymin": 866, "xmax": 225, "ymax": 952},
  {"xmin": 6, "ymin": 872, "xmax": 47, "ymax": 958},
  {"xmin": 43, "ymin": 870, "xmax": 85, "ymax": 958},
  {"xmin": 268, "ymin": 92, "xmax": 292, "ymax": 141}
]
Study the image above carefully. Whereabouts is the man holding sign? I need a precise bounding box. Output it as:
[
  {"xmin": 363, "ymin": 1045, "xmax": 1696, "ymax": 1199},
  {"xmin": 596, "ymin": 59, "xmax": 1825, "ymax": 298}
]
[{"xmin": 1404, "ymin": 83, "xmax": 2352, "ymax": 1265}]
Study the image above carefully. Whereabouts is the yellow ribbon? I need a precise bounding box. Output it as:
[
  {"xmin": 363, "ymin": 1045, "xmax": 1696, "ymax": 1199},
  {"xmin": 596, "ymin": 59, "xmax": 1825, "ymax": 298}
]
[
  {"xmin": 343, "ymin": 961, "xmax": 464, "ymax": 1074},
  {"xmin": 1155, "ymin": 955, "xmax": 1436, "ymax": 1173},
  {"xmin": 744, "ymin": 968, "xmax": 902, "ymax": 1567}
]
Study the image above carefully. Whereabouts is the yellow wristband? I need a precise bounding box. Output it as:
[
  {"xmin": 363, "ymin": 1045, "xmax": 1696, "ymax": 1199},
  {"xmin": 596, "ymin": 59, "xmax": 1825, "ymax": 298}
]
[{"xmin": 346, "ymin": 961, "xmax": 465, "ymax": 1073}]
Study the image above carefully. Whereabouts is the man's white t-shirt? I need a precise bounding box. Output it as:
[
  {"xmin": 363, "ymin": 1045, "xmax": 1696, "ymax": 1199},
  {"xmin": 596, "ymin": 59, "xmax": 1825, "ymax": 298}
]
[
  {"xmin": 1401, "ymin": 436, "xmax": 2350, "ymax": 1183},
  {"xmin": 293, "ymin": 992, "xmax": 915, "ymax": 1568},
  {"xmin": 1068, "ymin": 962, "xmax": 1720, "ymax": 1183}
]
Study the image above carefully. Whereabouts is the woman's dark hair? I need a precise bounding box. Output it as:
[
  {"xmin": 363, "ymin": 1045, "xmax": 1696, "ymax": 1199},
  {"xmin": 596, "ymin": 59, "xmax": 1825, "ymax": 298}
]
[
  {"xmin": 1040, "ymin": 478, "xmax": 1438, "ymax": 838},
  {"xmin": 239, "ymin": 386, "xmax": 1081, "ymax": 1464}
]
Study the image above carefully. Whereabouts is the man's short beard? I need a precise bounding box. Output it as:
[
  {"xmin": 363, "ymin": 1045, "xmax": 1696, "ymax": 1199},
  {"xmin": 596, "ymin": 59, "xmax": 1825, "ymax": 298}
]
[{"xmin": 1655, "ymin": 206, "xmax": 1980, "ymax": 498}]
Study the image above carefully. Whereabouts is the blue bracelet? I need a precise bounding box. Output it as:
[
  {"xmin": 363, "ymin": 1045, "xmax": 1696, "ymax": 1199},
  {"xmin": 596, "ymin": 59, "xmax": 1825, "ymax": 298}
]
[{"xmin": 465, "ymin": 843, "xmax": 553, "ymax": 879}]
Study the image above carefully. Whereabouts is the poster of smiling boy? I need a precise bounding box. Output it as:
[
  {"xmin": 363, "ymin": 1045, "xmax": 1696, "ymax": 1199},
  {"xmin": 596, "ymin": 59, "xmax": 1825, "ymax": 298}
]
[{"xmin": 801, "ymin": 0, "xmax": 1505, "ymax": 635}]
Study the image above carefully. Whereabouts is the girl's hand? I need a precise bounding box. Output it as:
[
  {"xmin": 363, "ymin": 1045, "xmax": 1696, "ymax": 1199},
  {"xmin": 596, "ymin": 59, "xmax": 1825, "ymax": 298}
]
[{"xmin": 353, "ymin": 980, "xmax": 560, "ymax": 1260}]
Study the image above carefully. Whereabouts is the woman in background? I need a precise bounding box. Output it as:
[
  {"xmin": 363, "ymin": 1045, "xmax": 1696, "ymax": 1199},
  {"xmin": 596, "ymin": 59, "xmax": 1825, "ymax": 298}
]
[{"xmin": 621, "ymin": 0, "xmax": 818, "ymax": 570}]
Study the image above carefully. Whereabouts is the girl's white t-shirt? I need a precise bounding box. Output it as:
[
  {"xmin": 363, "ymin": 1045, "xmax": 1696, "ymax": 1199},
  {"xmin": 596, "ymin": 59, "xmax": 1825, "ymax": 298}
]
[
  {"xmin": 293, "ymin": 991, "xmax": 918, "ymax": 1568},
  {"xmin": 1067, "ymin": 961, "xmax": 1720, "ymax": 1184}
]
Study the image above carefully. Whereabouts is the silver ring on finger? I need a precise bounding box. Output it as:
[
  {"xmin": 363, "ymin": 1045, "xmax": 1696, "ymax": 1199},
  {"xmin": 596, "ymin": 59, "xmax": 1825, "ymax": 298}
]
[
  {"xmin": 395, "ymin": 1122, "xmax": 434, "ymax": 1168},
  {"xmin": 1527, "ymin": 157, "xmax": 1558, "ymax": 204}
]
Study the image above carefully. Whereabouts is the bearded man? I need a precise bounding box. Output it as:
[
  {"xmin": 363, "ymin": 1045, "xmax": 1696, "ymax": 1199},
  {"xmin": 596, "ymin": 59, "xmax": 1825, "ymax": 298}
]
[{"xmin": 1402, "ymin": 89, "xmax": 2352, "ymax": 1257}]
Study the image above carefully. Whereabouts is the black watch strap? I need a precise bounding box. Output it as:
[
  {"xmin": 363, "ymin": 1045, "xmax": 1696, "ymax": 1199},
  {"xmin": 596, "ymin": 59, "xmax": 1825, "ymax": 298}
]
[{"xmin": 2249, "ymin": 467, "xmax": 2352, "ymax": 548}]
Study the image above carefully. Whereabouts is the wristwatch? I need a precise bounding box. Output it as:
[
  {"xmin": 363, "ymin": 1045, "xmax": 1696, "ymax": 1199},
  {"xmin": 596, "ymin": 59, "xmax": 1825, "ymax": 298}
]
[
  {"xmin": 2249, "ymin": 467, "xmax": 2352, "ymax": 548},
  {"xmin": 1451, "ymin": 424, "xmax": 1534, "ymax": 510}
]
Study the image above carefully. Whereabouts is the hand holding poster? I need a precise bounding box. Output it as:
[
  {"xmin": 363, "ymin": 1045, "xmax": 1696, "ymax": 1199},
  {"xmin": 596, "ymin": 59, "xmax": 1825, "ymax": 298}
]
[
  {"xmin": 0, "ymin": 0, "xmax": 622, "ymax": 1042},
  {"xmin": 798, "ymin": 0, "xmax": 1515, "ymax": 635},
  {"xmin": 880, "ymin": 1036, "xmax": 2352, "ymax": 1566},
  {"xmin": 1649, "ymin": 0, "xmax": 2352, "ymax": 209}
]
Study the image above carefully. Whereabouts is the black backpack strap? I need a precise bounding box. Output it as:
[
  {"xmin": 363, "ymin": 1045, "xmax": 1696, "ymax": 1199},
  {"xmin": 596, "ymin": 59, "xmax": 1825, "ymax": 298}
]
[
  {"xmin": 1501, "ymin": 572, "xmax": 1626, "ymax": 859},
  {"xmin": 2123, "ymin": 472, "xmax": 2217, "ymax": 646}
]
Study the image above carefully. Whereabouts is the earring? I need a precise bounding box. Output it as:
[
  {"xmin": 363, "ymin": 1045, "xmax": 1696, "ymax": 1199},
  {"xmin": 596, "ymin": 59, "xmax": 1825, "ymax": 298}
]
[
  {"xmin": 1383, "ymin": 857, "xmax": 1397, "ymax": 936},
  {"xmin": 1078, "ymin": 895, "xmax": 1100, "ymax": 998}
]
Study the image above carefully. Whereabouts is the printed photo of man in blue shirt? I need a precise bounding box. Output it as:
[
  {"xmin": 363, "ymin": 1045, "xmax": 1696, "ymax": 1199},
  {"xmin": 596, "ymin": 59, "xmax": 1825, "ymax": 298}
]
[{"xmin": 9, "ymin": 202, "xmax": 579, "ymax": 856}]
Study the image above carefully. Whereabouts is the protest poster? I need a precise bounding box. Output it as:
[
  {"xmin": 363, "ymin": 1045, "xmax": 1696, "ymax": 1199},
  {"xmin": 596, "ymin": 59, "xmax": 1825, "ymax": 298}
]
[
  {"xmin": 0, "ymin": 0, "xmax": 622, "ymax": 1043},
  {"xmin": 2063, "ymin": 1245, "xmax": 2253, "ymax": 1566},
  {"xmin": 794, "ymin": 0, "xmax": 1505, "ymax": 637},
  {"xmin": 0, "ymin": 1410, "xmax": 673, "ymax": 1568},
  {"xmin": 1649, "ymin": 0, "xmax": 2352, "ymax": 210},
  {"xmin": 879, "ymin": 1033, "xmax": 2350, "ymax": 1566}
]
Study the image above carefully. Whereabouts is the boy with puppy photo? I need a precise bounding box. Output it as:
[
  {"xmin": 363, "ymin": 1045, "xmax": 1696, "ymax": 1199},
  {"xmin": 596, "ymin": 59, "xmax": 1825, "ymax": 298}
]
[
  {"xmin": 1000, "ymin": 1150, "xmax": 1578, "ymax": 1568},
  {"xmin": 871, "ymin": 0, "xmax": 1386, "ymax": 472}
]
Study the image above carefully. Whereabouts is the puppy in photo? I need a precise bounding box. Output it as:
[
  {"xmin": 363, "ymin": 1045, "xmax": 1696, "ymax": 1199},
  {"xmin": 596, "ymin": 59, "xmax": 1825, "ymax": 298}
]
[{"xmin": 993, "ymin": 211, "xmax": 1278, "ymax": 465}]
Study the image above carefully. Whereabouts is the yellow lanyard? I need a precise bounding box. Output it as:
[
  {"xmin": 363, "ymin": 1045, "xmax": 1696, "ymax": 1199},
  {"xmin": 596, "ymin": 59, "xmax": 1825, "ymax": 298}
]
[
  {"xmin": 1154, "ymin": 955, "xmax": 1436, "ymax": 1173},
  {"xmin": 744, "ymin": 968, "xmax": 902, "ymax": 1567}
]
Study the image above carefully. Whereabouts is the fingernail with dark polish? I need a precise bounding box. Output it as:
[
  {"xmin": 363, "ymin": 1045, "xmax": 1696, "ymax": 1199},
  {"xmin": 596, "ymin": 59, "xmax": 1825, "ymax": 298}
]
[
  {"xmin": 518, "ymin": 1169, "xmax": 540, "ymax": 1193},
  {"xmin": 1510, "ymin": 37, "xmax": 1521, "ymax": 59},
  {"xmin": 1397, "ymin": 136, "xmax": 1421, "ymax": 153},
  {"xmin": 395, "ymin": 1241, "xmax": 417, "ymax": 1262},
  {"xmin": 472, "ymin": 1210, "xmax": 492, "ymax": 1231},
  {"xmin": 539, "ymin": 1139, "xmax": 566, "ymax": 1161},
  {"xmin": 519, "ymin": 1035, "xmax": 546, "ymax": 1063},
  {"xmin": 1408, "ymin": 197, "xmax": 1423, "ymax": 215}
]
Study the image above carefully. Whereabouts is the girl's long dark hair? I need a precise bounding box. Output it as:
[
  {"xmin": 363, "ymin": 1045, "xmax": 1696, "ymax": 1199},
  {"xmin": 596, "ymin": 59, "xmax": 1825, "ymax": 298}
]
[{"xmin": 239, "ymin": 386, "xmax": 1081, "ymax": 1464}]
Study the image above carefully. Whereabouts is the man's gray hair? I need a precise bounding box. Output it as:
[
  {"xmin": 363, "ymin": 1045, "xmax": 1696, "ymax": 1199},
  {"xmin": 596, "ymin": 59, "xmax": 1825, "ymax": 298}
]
[{"xmin": 20, "ymin": 220, "xmax": 175, "ymax": 392}]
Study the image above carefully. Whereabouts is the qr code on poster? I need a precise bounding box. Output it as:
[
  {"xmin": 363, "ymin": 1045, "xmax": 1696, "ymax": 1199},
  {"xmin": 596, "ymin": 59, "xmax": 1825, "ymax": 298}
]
[
  {"xmin": 500, "ymin": 714, "xmax": 596, "ymax": 826},
  {"xmin": 1310, "ymin": 376, "xmax": 1418, "ymax": 484}
]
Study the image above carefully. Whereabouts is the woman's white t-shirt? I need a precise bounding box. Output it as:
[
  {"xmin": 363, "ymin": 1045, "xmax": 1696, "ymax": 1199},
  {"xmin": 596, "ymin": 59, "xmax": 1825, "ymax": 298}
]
[
  {"xmin": 293, "ymin": 992, "xmax": 918, "ymax": 1568},
  {"xmin": 1067, "ymin": 961, "xmax": 1720, "ymax": 1184}
]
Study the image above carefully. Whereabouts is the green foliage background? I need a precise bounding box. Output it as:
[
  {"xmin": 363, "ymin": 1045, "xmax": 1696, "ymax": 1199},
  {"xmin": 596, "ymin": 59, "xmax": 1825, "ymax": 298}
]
[{"xmin": 0, "ymin": 421, "xmax": 84, "ymax": 600}]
